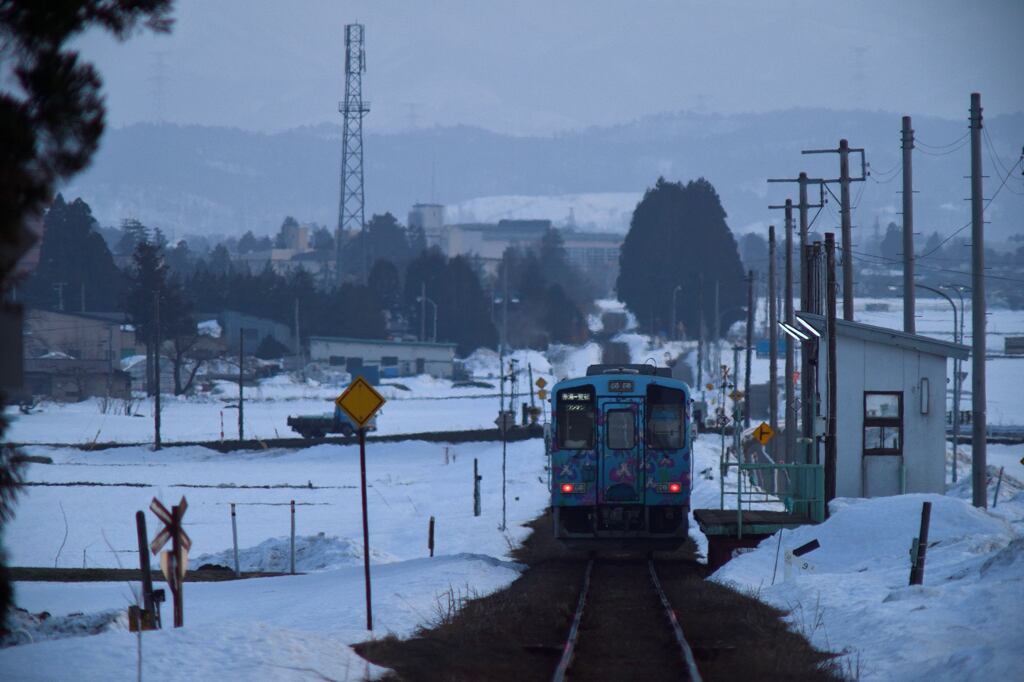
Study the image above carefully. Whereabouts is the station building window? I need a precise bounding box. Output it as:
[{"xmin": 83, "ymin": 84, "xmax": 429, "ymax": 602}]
[{"xmin": 863, "ymin": 391, "xmax": 903, "ymax": 455}]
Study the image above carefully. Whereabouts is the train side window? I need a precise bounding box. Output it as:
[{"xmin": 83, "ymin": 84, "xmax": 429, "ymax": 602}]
[
  {"xmin": 647, "ymin": 384, "xmax": 685, "ymax": 449},
  {"xmin": 557, "ymin": 386, "xmax": 595, "ymax": 449},
  {"xmin": 606, "ymin": 410, "xmax": 635, "ymax": 450}
]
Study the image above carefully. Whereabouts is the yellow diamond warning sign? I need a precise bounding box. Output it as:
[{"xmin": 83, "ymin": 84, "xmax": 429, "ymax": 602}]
[
  {"xmin": 535, "ymin": 377, "xmax": 547, "ymax": 389},
  {"xmin": 754, "ymin": 421, "xmax": 774, "ymax": 445},
  {"xmin": 335, "ymin": 376, "xmax": 386, "ymax": 428}
]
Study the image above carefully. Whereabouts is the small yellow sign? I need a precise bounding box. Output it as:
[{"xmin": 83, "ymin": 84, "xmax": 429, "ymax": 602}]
[
  {"xmin": 754, "ymin": 421, "xmax": 774, "ymax": 445},
  {"xmin": 706, "ymin": 383, "xmax": 714, "ymax": 391},
  {"xmin": 535, "ymin": 377, "xmax": 547, "ymax": 389},
  {"xmin": 537, "ymin": 388, "xmax": 548, "ymax": 400},
  {"xmin": 729, "ymin": 389, "xmax": 744, "ymax": 402},
  {"xmin": 335, "ymin": 376, "xmax": 386, "ymax": 428}
]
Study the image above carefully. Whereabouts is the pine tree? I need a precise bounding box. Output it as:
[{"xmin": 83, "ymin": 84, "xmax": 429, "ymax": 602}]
[{"xmin": 617, "ymin": 177, "xmax": 745, "ymax": 338}]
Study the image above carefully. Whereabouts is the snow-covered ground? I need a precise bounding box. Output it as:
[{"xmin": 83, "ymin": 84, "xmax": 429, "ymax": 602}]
[
  {"xmin": 1, "ymin": 438, "xmax": 548, "ymax": 679},
  {"xmin": 2, "ymin": 299, "xmax": 1022, "ymax": 679},
  {"xmin": 708, "ymin": 440, "xmax": 1024, "ymax": 681}
]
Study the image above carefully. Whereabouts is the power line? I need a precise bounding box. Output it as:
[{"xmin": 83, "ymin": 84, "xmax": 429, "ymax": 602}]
[
  {"xmin": 842, "ymin": 246, "xmax": 1024, "ymax": 285},
  {"xmin": 916, "ymin": 150, "xmax": 1023, "ymax": 261},
  {"xmin": 982, "ymin": 127, "xmax": 1024, "ymax": 196},
  {"xmin": 915, "ymin": 139, "xmax": 969, "ymax": 157},
  {"xmin": 915, "ymin": 131, "xmax": 970, "ymax": 150}
]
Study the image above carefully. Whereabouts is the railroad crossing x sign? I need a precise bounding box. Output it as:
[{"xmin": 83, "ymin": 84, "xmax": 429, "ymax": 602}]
[
  {"xmin": 150, "ymin": 497, "xmax": 191, "ymax": 556},
  {"xmin": 535, "ymin": 377, "xmax": 547, "ymax": 389},
  {"xmin": 754, "ymin": 422, "xmax": 775, "ymax": 445},
  {"xmin": 336, "ymin": 376, "xmax": 386, "ymax": 428}
]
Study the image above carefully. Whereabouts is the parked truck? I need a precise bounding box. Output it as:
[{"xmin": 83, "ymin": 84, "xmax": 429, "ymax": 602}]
[{"xmin": 287, "ymin": 404, "xmax": 378, "ymax": 439}]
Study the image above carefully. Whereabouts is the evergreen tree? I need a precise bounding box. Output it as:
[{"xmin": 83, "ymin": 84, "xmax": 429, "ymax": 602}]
[
  {"xmin": 237, "ymin": 230, "xmax": 258, "ymax": 254},
  {"xmin": 275, "ymin": 216, "xmax": 299, "ymax": 248},
  {"xmin": 368, "ymin": 258, "xmax": 402, "ymax": 312},
  {"xmin": 114, "ymin": 218, "xmax": 149, "ymax": 259},
  {"xmin": 312, "ymin": 226, "xmax": 335, "ymax": 252},
  {"xmin": 617, "ymin": 177, "xmax": 745, "ymax": 338},
  {"xmin": 24, "ymin": 195, "xmax": 123, "ymax": 311},
  {"xmin": 879, "ymin": 222, "xmax": 901, "ymax": 261}
]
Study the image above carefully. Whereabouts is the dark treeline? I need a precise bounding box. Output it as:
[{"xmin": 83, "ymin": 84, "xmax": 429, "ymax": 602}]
[{"xmin": 20, "ymin": 195, "xmax": 600, "ymax": 356}]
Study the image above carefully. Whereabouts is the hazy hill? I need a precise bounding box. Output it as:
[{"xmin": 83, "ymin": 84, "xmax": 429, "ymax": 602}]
[{"xmin": 63, "ymin": 108, "xmax": 1024, "ymax": 241}]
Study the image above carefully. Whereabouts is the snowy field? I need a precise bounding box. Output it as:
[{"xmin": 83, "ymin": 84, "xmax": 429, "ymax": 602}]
[
  {"xmin": 1, "ymin": 438, "xmax": 549, "ymax": 680},
  {"xmin": 2, "ymin": 299, "xmax": 1023, "ymax": 679}
]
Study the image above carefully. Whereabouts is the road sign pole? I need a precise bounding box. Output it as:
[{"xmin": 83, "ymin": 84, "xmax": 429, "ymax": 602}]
[
  {"xmin": 171, "ymin": 504, "xmax": 183, "ymax": 627},
  {"xmin": 358, "ymin": 427, "xmax": 373, "ymax": 631}
]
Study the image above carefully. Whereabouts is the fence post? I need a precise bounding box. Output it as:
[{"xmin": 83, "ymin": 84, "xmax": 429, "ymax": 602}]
[
  {"xmin": 473, "ymin": 458, "xmax": 481, "ymax": 517},
  {"xmin": 290, "ymin": 499, "xmax": 296, "ymax": 575},
  {"xmin": 231, "ymin": 503, "xmax": 240, "ymax": 577},
  {"xmin": 909, "ymin": 501, "xmax": 932, "ymax": 586},
  {"xmin": 992, "ymin": 467, "xmax": 1004, "ymax": 508},
  {"xmin": 135, "ymin": 511, "xmax": 156, "ymax": 624},
  {"xmin": 428, "ymin": 516, "xmax": 435, "ymax": 557}
]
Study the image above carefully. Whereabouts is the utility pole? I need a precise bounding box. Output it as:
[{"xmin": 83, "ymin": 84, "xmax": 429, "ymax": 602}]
[
  {"xmin": 769, "ymin": 199, "xmax": 798, "ymax": 462},
  {"xmin": 902, "ymin": 116, "xmax": 916, "ymax": 333},
  {"xmin": 697, "ymin": 274, "xmax": 704, "ymax": 391},
  {"xmin": 420, "ymin": 282, "xmax": 427, "ymax": 342},
  {"xmin": 294, "ymin": 298, "xmax": 301, "ymax": 360},
  {"xmin": 838, "ymin": 139, "xmax": 854, "ymax": 321},
  {"xmin": 744, "ymin": 270, "xmax": 753, "ymax": 427},
  {"xmin": 53, "ymin": 282, "xmax": 66, "ymax": 312},
  {"xmin": 713, "ymin": 279, "xmax": 720, "ymax": 369},
  {"xmin": 800, "ymin": 141, "xmax": 866, "ymax": 321},
  {"xmin": 783, "ymin": 202, "xmax": 796, "ymax": 462},
  {"xmin": 824, "ymin": 233, "xmax": 838, "ymax": 507},
  {"xmin": 768, "ymin": 226, "xmax": 778, "ymax": 458},
  {"xmin": 238, "ymin": 331, "xmax": 245, "ymax": 441},
  {"xmin": 153, "ymin": 291, "xmax": 161, "ymax": 450},
  {"xmin": 768, "ymin": 173, "xmax": 825, "ymax": 447},
  {"xmin": 970, "ymin": 92, "xmax": 987, "ymax": 509}
]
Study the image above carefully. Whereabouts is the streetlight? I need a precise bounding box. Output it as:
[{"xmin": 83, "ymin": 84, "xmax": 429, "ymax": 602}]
[
  {"xmin": 913, "ymin": 283, "xmax": 960, "ymax": 483},
  {"xmin": 942, "ymin": 283, "xmax": 970, "ymax": 484},
  {"xmin": 417, "ymin": 295, "xmax": 438, "ymax": 342},
  {"xmin": 670, "ymin": 285, "xmax": 683, "ymax": 340}
]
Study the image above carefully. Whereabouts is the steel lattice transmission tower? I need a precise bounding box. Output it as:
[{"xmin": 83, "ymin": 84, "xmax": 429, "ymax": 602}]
[{"xmin": 336, "ymin": 23, "xmax": 370, "ymax": 280}]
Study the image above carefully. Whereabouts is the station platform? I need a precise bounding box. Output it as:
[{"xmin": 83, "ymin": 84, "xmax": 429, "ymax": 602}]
[{"xmin": 693, "ymin": 508, "xmax": 815, "ymax": 571}]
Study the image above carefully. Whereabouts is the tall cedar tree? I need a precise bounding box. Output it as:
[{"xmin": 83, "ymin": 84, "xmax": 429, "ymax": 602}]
[
  {"xmin": 23, "ymin": 194, "xmax": 123, "ymax": 310},
  {"xmin": 617, "ymin": 177, "xmax": 745, "ymax": 339},
  {"xmin": 0, "ymin": 0, "xmax": 174, "ymax": 628}
]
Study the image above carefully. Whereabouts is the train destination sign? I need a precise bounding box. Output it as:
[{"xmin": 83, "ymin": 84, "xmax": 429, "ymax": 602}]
[{"xmin": 608, "ymin": 380, "xmax": 634, "ymax": 392}]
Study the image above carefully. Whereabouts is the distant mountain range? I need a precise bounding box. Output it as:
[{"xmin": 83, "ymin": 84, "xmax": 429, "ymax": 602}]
[{"xmin": 63, "ymin": 108, "xmax": 1024, "ymax": 242}]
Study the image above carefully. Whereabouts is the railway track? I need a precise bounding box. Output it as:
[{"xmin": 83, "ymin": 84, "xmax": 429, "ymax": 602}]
[{"xmin": 553, "ymin": 557, "xmax": 703, "ymax": 682}]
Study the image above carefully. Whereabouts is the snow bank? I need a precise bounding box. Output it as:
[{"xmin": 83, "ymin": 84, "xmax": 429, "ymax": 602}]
[
  {"xmin": 711, "ymin": 493, "xmax": 1024, "ymax": 680},
  {"xmin": 193, "ymin": 533, "xmax": 395, "ymax": 573}
]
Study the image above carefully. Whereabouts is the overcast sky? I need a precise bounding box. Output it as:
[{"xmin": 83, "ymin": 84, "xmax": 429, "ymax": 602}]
[{"xmin": 76, "ymin": 0, "xmax": 1023, "ymax": 136}]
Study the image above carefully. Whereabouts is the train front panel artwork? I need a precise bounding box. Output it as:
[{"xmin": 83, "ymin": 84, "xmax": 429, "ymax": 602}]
[{"xmin": 551, "ymin": 364, "xmax": 692, "ymax": 549}]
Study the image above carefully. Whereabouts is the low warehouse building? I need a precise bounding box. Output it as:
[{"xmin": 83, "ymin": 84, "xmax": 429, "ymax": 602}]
[{"xmin": 308, "ymin": 336, "xmax": 457, "ymax": 379}]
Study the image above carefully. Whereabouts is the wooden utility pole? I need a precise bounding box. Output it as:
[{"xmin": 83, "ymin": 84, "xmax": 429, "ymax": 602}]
[
  {"xmin": 824, "ymin": 233, "xmax": 838, "ymax": 507},
  {"xmin": 970, "ymin": 93, "xmax": 987, "ymax": 508},
  {"xmin": 783, "ymin": 201, "xmax": 796, "ymax": 462},
  {"xmin": 838, "ymin": 139, "xmax": 854, "ymax": 321},
  {"xmin": 799, "ymin": 142, "xmax": 866, "ymax": 322},
  {"xmin": 697, "ymin": 273, "xmax": 705, "ymax": 390},
  {"xmin": 153, "ymin": 291, "xmax": 161, "ymax": 450},
  {"xmin": 744, "ymin": 270, "xmax": 753, "ymax": 427},
  {"xmin": 768, "ymin": 226, "xmax": 778, "ymax": 458},
  {"xmin": 238, "ymin": 331, "xmax": 245, "ymax": 441},
  {"xmin": 902, "ymin": 116, "xmax": 916, "ymax": 334}
]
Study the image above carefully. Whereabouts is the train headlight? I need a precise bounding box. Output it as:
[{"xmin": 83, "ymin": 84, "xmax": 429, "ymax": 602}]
[
  {"xmin": 560, "ymin": 483, "xmax": 586, "ymax": 494},
  {"xmin": 561, "ymin": 483, "xmax": 574, "ymax": 493},
  {"xmin": 668, "ymin": 482, "xmax": 682, "ymax": 493}
]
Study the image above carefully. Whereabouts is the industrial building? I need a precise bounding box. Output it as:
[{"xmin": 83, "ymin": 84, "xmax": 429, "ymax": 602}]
[{"xmin": 308, "ymin": 336, "xmax": 457, "ymax": 379}]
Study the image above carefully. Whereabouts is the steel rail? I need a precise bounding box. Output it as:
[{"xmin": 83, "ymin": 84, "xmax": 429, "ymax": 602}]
[
  {"xmin": 648, "ymin": 559, "xmax": 704, "ymax": 682},
  {"xmin": 551, "ymin": 559, "xmax": 593, "ymax": 682}
]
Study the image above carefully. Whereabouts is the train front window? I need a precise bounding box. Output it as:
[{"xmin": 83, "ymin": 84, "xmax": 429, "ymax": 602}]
[
  {"xmin": 557, "ymin": 386, "xmax": 595, "ymax": 449},
  {"xmin": 647, "ymin": 384, "xmax": 685, "ymax": 449},
  {"xmin": 606, "ymin": 410, "xmax": 635, "ymax": 449}
]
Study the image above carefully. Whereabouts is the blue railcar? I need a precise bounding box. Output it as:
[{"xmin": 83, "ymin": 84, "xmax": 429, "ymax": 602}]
[{"xmin": 551, "ymin": 364, "xmax": 692, "ymax": 549}]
